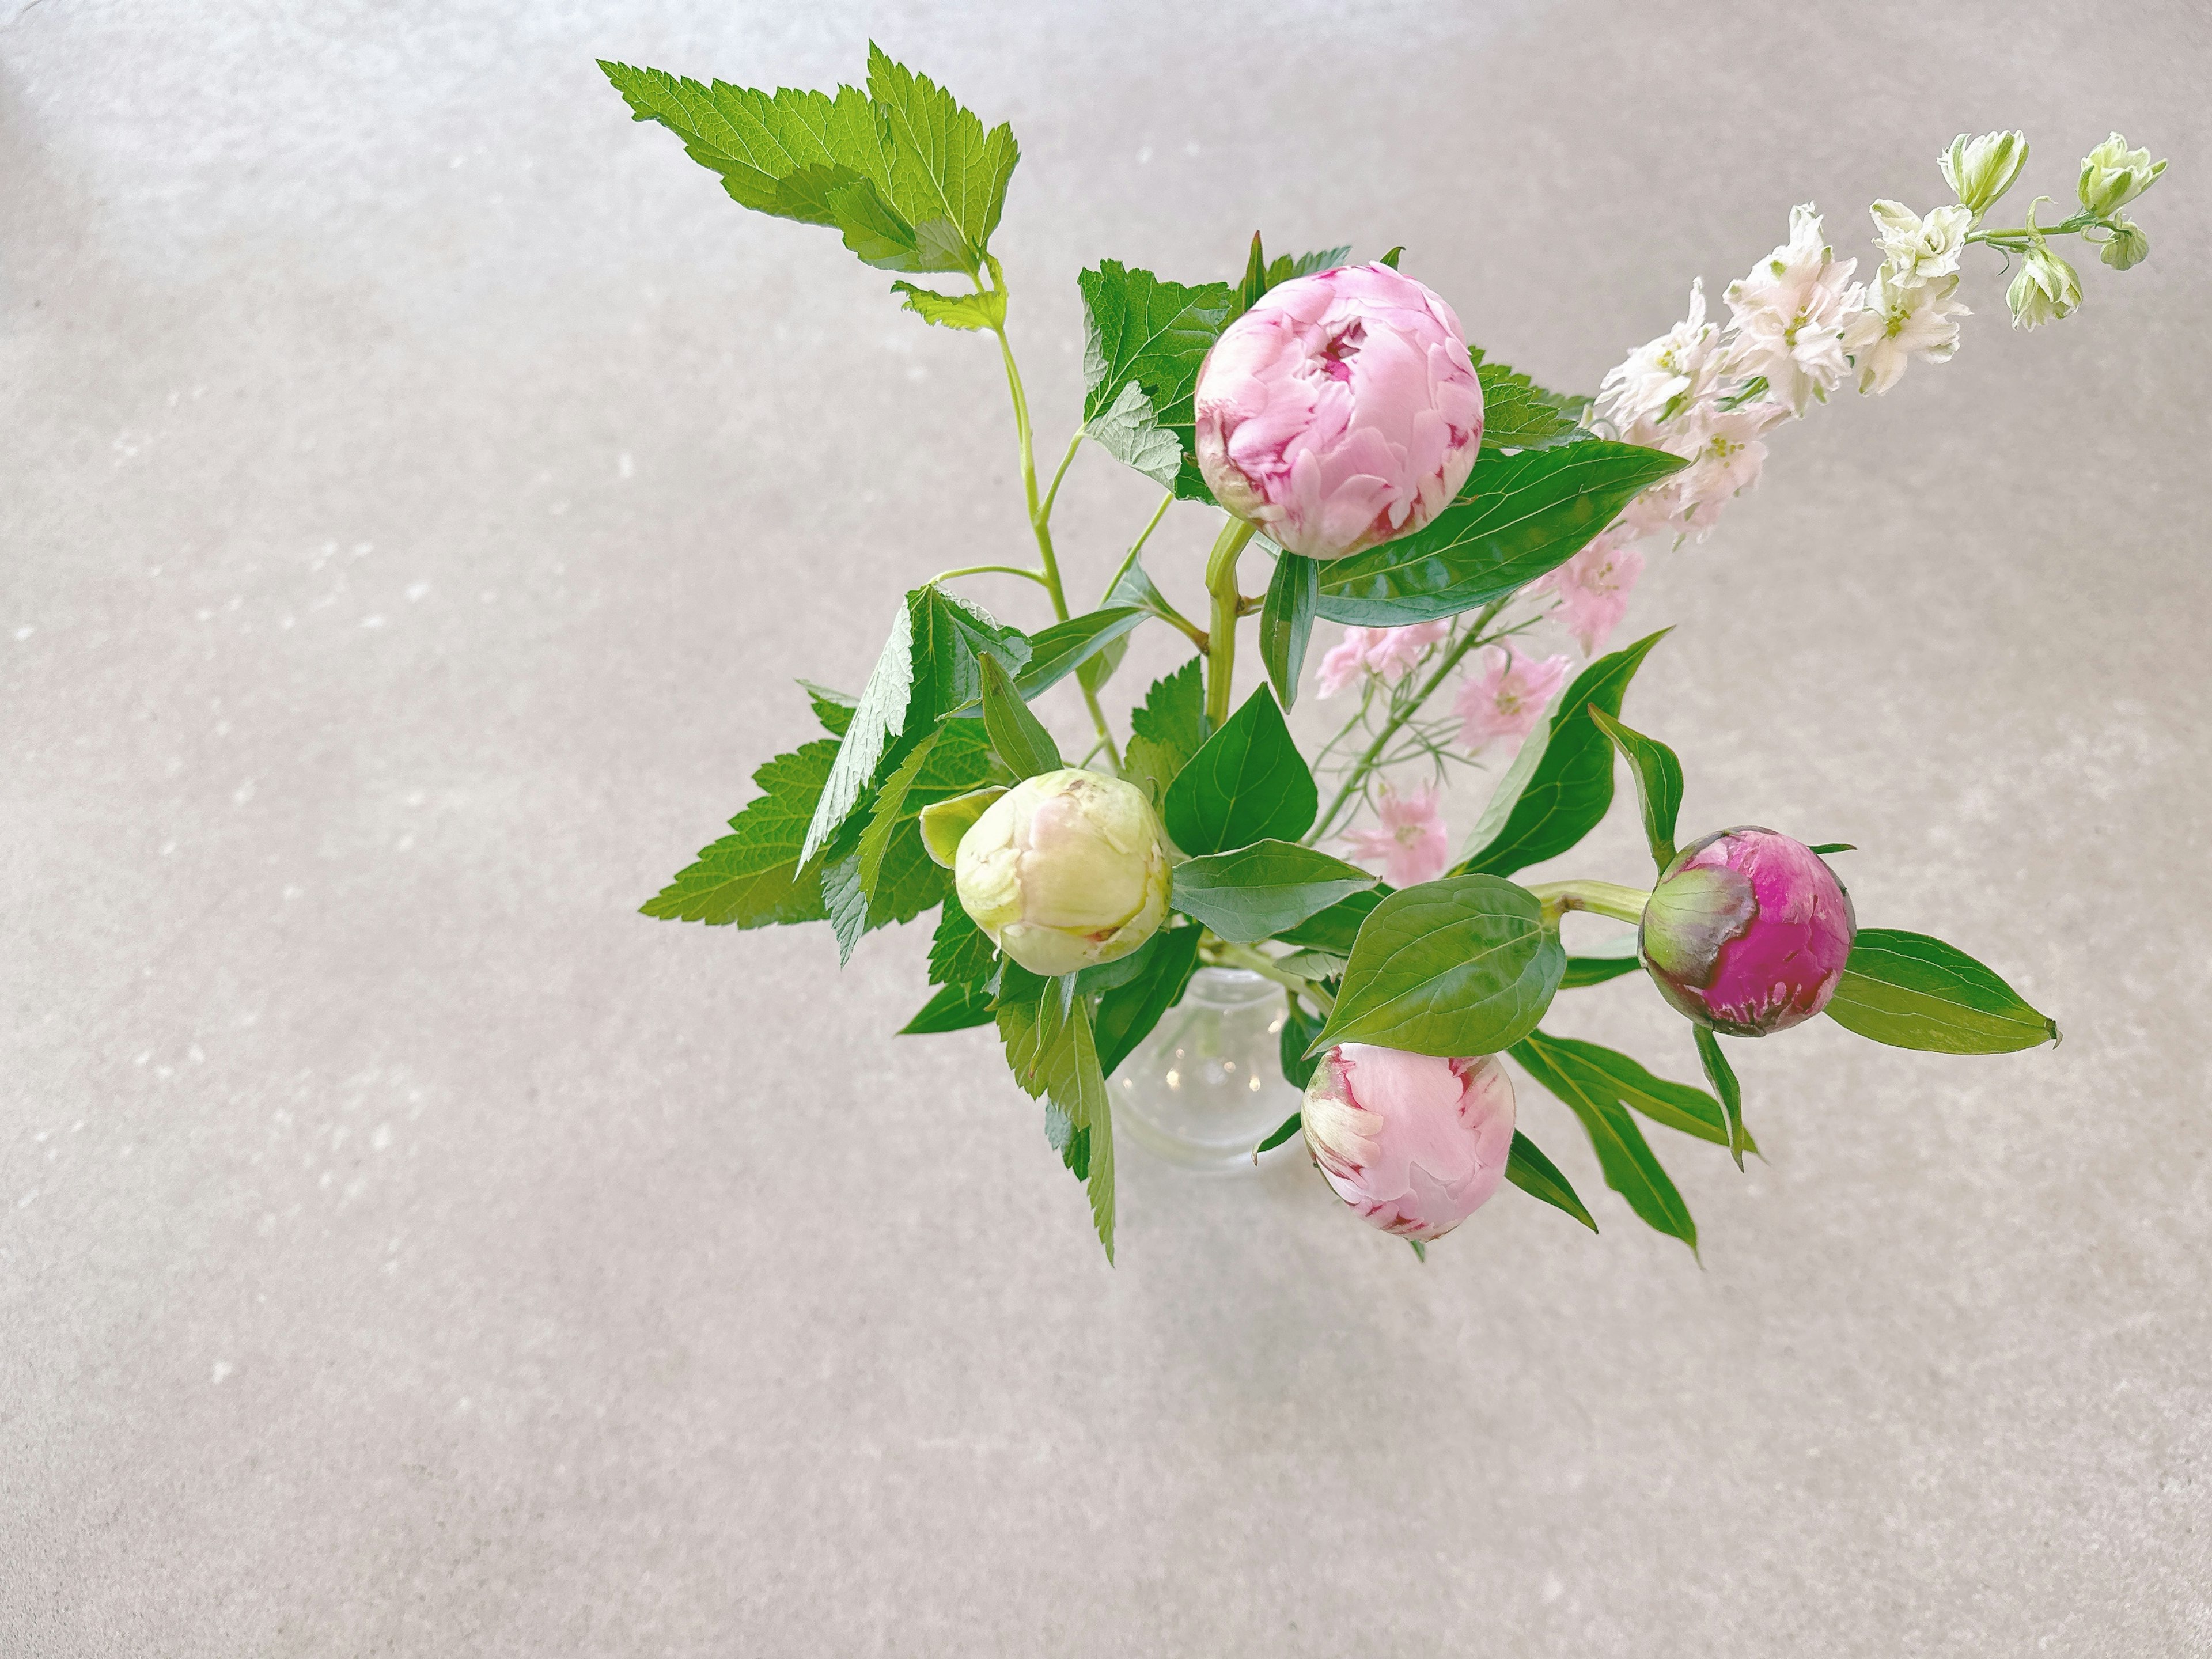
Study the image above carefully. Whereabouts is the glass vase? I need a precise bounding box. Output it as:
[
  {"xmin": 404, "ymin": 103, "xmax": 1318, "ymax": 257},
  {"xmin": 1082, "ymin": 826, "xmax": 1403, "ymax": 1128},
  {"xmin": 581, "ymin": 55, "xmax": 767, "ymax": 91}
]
[{"xmin": 1114, "ymin": 966, "xmax": 1306, "ymax": 1170}]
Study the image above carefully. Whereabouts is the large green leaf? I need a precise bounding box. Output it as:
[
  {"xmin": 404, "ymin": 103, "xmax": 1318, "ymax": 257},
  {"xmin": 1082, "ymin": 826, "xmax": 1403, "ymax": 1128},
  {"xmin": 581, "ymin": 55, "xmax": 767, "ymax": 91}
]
[
  {"xmin": 1588, "ymin": 707, "xmax": 1683, "ymax": 871},
  {"xmin": 1474, "ymin": 354, "xmax": 1587, "ymax": 453},
  {"xmin": 1168, "ymin": 840, "xmax": 1375, "ymax": 944},
  {"xmin": 1078, "ymin": 260, "xmax": 1235, "ymax": 501},
  {"xmin": 864, "ymin": 44, "xmax": 1020, "ymax": 272},
  {"xmin": 1527, "ymin": 1031, "xmax": 1745, "ymax": 1153},
  {"xmin": 1502, "ymin": 1130, "xmax": 1598, "ymax": 1231},
  {"xmin": 1316, "ymin": 442, "xmax": 1686, "ymax": 626},
  {"xmin": 1511, "ymin": 1034, "xmax": 1697, "ymax": 1252},
  {"xmin": 800, "ymin": 680, "xmax": 857, "ymax": 736},
  {"xmin": 1016, "ymin": 607, "xmax": 1148, "ymax": 699},
  {"xmin": 1309, "ymin": 875, "xmax": 1564, "ymax": 1058},
  {"xmin": 1093, "ymin": 924, "xmax": 1203, "ymax": 1077},
  {"xmin": 1824, "ymin": 929, "xmax": 2059, "ymax": 1053},
  {"xmin": 1162, "ymin": 685, "xmax": 1316, "ymax": 854},
  {"xmin": 641, "ymin": 738, "xmax": 838, "ymax": 927},
  {"xmin": 978, "ymin": 654, "xmax": 1062, "ymax": 780},
  {"xmin": 1123, "ymin": 659, "xmax": 1206, "ymax": 808},
  {"xmin": 821, "ymin": 827, "xmax": 948, "ymax": 963},
  {"xmin": 928, "ymin": 899, "xmax": 997, "ymax": 988},
  {"xmin": 1459, "ymin": 630, "xmax": 1668, "ymax": 878},
  {"xmin": 1259, "ymin": 548, "xmax": 1319, "ymax": 711},
  {"xmin": 854, "ymin": 728, "xmax": 940, "ymax": 894}
]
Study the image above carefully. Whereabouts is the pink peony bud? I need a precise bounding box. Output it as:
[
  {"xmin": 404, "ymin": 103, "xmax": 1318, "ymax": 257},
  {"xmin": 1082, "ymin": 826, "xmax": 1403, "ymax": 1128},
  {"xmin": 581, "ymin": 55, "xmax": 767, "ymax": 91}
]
[
  {"xmin": 1639, "ymin": 827, "xmax": 1857, "ymax": 1037},
  {"xmin": 1302, "ymin": 1044, "xmax": 1517, "ymax": 1242},
  {"xmin": 1194, "ymin": 264, "xmax": 1484, "ymax": 560}
]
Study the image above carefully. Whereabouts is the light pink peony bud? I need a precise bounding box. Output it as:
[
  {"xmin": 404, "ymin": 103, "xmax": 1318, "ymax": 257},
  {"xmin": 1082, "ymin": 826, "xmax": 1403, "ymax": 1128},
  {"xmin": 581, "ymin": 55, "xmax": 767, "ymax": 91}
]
[
  {"xmin": 1194, "ymin": 264, "xmax": 1484, "ymax": 560},
  {"xmin": 1639, "ymin": 827, "xmax": 1857, "ymax": 1037},
  {"xmin": 1302, "ymin": 1044, "xmax": 1516, "ymax": 1242}
]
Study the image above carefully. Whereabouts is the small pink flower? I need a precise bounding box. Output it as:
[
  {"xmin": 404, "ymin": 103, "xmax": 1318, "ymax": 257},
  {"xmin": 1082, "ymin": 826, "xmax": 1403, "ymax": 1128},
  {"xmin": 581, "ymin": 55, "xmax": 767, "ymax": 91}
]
[
  {"xmin": 1533, "ymin": 531, "xmax": 1645, "ymax": 655},
  {"xmin": 1339, "ymin": 781, "xmax": 1449, "ymax": 888},
  {"xmin": 1314, "ymin": 622, "xmax": 1450, "ymax": 699},
  {"xmin": 1453, "ymin": 641, "xmax": 1573, "ymax": 750},
  {"xmin": 1195, "ymin": 264, "xmax": 1484, "ymax": 560},
  {"xmin": 1302, "ymin": 1045, "xmax": 1518, "ymax": 1242}
]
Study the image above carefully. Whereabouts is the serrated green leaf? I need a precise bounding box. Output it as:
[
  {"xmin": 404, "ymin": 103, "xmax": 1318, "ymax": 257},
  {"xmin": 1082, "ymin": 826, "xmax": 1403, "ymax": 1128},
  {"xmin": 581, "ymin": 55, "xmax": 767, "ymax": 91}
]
[
  {"xmin": 1459, "ymin": 630, "xmax": 1668, "ymax": 878},
  {"xmin": 1093, "ymin": 923, "xmax": 1203, "ymax": 1077},
  {"xmin": 1168, "ymin": 840, "xmax": 1374, "ymax": 944},
  {"xmin": 1511, "ymin": 1036, "xmax": 1696, "ymax": 1252},
  {"xmin": 1561, "ymin": 954, "xmax": 1643, "ymax": 988},
  {"xmin": 1692, "ymin": 1027, "xmax": 1748, "ymax": 1165},
  {"xmin": 1316, "ymin": 442, "xmax": 1686, "ymax": 626},
  {"xmin": 993, "ymin": 961, "xmax": 1065, "ymax": 1098},
  {"xmin": 802, "ymin": 599, "xmax": 913, "ymax": 866},
  {"xmin": 865, "ymin": 43, "xmax": 1020, "ymax": 275},
  {"xmin": 1064, "ymin": 1001, "xmax": 1116, "ymax": 1262},
  {"xmin": 1259, "ymin": 548, "xmax": 1319, "ymax": 711},
  {"xmin": 1502, "ymin": 1130, "xmax": 1599, "ymax": 1232},
  {"xmin": 995, "ymin": 964, "xmax": 1118, "ymax": 1259},
  {"xmin": 928, "ymin": 897, "xmax": 997, "ymax": 987},
  {"xmin": 822, "ymin": 818, "xmax": 950, "ymax": 965},
  {"xmin": 1162, "ymin": 685, "xmax": 1315, "ymax": 855},
  {"xmin": 1079, "ymin": 260, "xmax": 1235, "ymax": 502},
  {"xmin": 1015, "ymin": 607, "xmax": 1148, "ymax": 700},
  {"xmin": 1123, "ymin": 658, "xmax": 1206, "ymax": 808},
  {"xmin": 857, "ymin": 727, "xmax": 940, "ymax": 894},
  {"xmin": 1084, "ymin": 381, "xmax": 1185, "ymax": 491},
  {"xmin": 891, "ymin": 281, "xmax": 1005, "ymax": 330},
  {"xmin": 642, "ymin": 737, "xmax": 838, "ymax": 927},
  {"xmin": 1824, "ymin": 929, "xmax": 2059, "ymax": 1054},
  {"xmin": 1588, "ymin": 706, "xmax": 1684, "ymax": 870},
  {"xmin": 1310, "ymin": 876, "xmax": 1565, "ymax": 1058},
  {"xmin": 1532, "ymin": 1031, "xmax": 1746, "ymax": 1153},
  {"xmin": 900, "ymin": 981, "xmax": 997, "ymax": 1034},
  {"xmin": 978, "ymin": 654, "xmax": 1062, "ymax": 779},
  {"xmin": 800, "ymin": 680, "xmax": 857, "ymax": 736},
  {"xmin": 1474, "ymin": 354, "xmax": 1587, "ymax": 453}
]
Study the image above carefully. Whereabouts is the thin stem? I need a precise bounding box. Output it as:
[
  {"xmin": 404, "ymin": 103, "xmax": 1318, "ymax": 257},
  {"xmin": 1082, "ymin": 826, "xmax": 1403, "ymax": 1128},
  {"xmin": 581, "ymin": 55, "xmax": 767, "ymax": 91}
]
[
  {"xmin": 931, "ymin": 563, "xmax": 1052, "ymax": 588},
  {"xmin": 1308, "ymin": 596, "xmax": 1510, "ymax": 844},
  {"xmin": 1203, "ymin": 518, "xmax": 1259, "ymax": 726},
  {"xmin": 1040, "ymin": 430, "xmax": 1083, "ymax": 524},
  {"xmin": 1207, "ymin": 940, "xmax": 1335, "ymax": 1013},
  {"xmin": 1524, "ymin": 879, "xmax": 1652, "ymax": 927}
]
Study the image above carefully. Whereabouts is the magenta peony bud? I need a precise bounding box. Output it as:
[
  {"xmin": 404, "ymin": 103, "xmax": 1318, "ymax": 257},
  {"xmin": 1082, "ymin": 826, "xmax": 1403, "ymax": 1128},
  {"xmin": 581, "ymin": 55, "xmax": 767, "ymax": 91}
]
[
  {"xmin": 1639, "ymin": 827, "xmax": 1857, "ymax": 1037},
  {"xmin": 1194, "ymin": 264, "xmax": 1484, "ymax": 560},
  {"xmin": 1301, "ymin": 1044, "xmax": 1516, "ymax": 1242}
]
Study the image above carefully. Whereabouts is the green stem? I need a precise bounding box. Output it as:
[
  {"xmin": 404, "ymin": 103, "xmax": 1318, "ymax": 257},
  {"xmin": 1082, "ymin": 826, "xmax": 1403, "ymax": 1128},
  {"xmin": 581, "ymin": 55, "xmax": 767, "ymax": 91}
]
[
  {"xmin": 1203, "ymin": 518, "xmax": 1259, "ymax": 726},
  {"xmin": 931, "ymin": 563, "xmax": 1052, "ymax": 587},
  {"xmin": 1524, "ymin": 880, "xmax": 1651, "ymax": 927},
  {"xmin": 1207, "ymin": 939, "xmax": 1335, "ymax": 1012},
  {"xmin": 1307, "ymin": 597, "xmax": 1510, "ymax": 844}
]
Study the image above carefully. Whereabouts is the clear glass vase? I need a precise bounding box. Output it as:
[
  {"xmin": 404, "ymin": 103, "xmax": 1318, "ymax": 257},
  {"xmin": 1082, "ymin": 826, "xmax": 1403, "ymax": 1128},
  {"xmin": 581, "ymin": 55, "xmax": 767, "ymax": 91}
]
[{"xmin": 1114, "ymin": 966, "xmax": 1306, "ymax": 1169}]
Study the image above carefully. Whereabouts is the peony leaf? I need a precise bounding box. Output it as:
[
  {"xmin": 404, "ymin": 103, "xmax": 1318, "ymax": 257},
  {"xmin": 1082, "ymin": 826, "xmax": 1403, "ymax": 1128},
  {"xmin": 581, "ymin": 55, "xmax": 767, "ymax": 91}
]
[
  {"xmin": 1256, "ymin": 1111, "xmax": 1305, "ymax": 1155},
  {"xmin": 1510, "ymin": 1034, "xmax": 1696, "ymax": 1252},
  {"xmin": 1259, "ymin": 547, "xmax": 1319, "ymax": 711},
  {"xmin": 1015, "ymin": 607, "xmax": 1148, "ymax": 700},
  {"xmin": 1231, "ymin": 231, "xmax": 1353, "ymax": 319},
  {"xmin": 1316, "ymin": 441, "xmax": 1685, "ymax": 626},
  {"xmin": 1309, "ymin": 875, "xmax": 1564, "ymax": 1058},
  {"xmin": 1161, "ymin": 685, "xmax": 1316, "ymax": 855},
  {"xmin": 1168, "ymin": 840, "xmax": 1375, "ymax": 944},
  {"xmin": 1272, "ymin": 886, "xmax": 1388, "ymax": 955},
  {"xmin": 1502, "ymin": 1130, "xmax": 1599, "ymax": 1232},
  {"xmin": 1562, "ymin": 953, "xmax": 1643, "ymax": 988},
  {"xmin": 918, "ymin": 784, "xmax": 1005, "ymax": 868},
  {"xmin": 1276, "ymin": 995, "xmax": 1328, "ymax": 1092},
  {"xmin": 1692, "ymin": 1028, "xmax": 1748, "ymax": 1166},
  {"xmin": 978, "ymin": 654, "xmax": 1062, "ymax": 780},
  {"xmin": 1525, "ymin": 1030, "xmax": 1748, "ymax": 1154},
  {"xmin": 1092, "ymin": 924, "xmax": 1203, "ymax": 1078},
  {"xmin": 1588, "ymin": 706, "xmax": 1684, "ymax": 870},
  {"xmin": 1824, "ymin": 929, "xmax": 2059, "ymax": 1054}
]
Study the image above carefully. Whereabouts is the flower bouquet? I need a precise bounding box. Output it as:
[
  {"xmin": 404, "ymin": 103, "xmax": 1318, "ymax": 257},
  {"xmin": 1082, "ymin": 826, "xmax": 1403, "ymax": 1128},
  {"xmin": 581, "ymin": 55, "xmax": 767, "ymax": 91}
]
[{"xmin": 603, "ymin": 48, "xmax": 2164, "ymax": 1261}]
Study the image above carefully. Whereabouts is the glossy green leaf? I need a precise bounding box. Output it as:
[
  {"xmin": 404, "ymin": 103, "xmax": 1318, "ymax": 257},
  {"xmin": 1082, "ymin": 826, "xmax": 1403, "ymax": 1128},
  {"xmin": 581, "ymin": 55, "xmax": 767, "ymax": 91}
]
[
  {"xmin": 1459, "ymin": 630, "xmax": 1668, "ymax": 878},
  {"xmin": 641, "ymin": 738, "xmax": 837, "ymax": 927},
  {"xmin": 1588, "ymin": 706, "xmax": 1684, "ymax": 870},
  {"xmin": 1162, "ymin": 685, "xmax": 1316, "ymax": 855},
  {"xmin": 1093, "ymin": 924, "xmax": 1203, "ymax": 1077},
  {"xmin": 1475, "ymin": 355, "xmax": 1587, "ymax": 452},
  {"xmin": 1502, "ymin": 1130, "xmax": 1598, "ymax": 1232},
  {"xmin": 1316, "ymin": 442, "xmax": 1686, "ymax": 626},
  {"xmin": 1562, "ymin": 954, "xmax": 1642, "ymax": 988},
  {"xmin": 1259, "ymin": 548, "xmax": 1319, "ymax": 710},
  {"xmin": 890, "ymin": 282, "xmax": 1005, "ymax": 330},
  {"xmin": 928, "ymin": 898, "xmax": 997, "ymax": 988},
  {"xmin": 1015, "ymin": 607, "xmax": 1147, "ymax": 699},
  {"xmin": 1273, "ymin": 886, "xmax": 1388, "ymax": 955},
  {"xmin": 1692, "ymin": 1027, "xmax": 1748, "ymax": 1165},
  {"xmin": 1231, "ymin": 232, "xmax": 1352, "ymax": 318},
  {"xmin": 1510, "ymin": 1036, "xmax": 1696, "ymax": 1252},
  {"xmin": 1168, "ymin": 840, "xmax": 1376, "ymax": 944},
  {"xmin": 1123, "ymin": 658, "xmax": 1206, "ymax": 808},
  {"xmin": 900, "ymin": 981, "xmax": 997, "ymax": 1034},
  {"xmin": 978, "ymin": 654, "xmax": 1062, "ymax": 779},
  {"xmin": 1277, "ymin": 995, "xmax": 1327, "ymax": 1092},
  {"xmin": 1824, "ymin": 929, "xmax": 2059, "ymax": 1054},
  {"xmin": 1078, "ymin": 260, "xmax": 1235, "ymax": 501},
  {"xmin": 1256, "ymin": 1111, "xmax": 1305, "ymax": 1155},
  {"xmin": 1809, "ymin": 842, "xmax": 1857, "ymax": 855},
  {"xmin": 1309, "ymin": 875, "xmax": 1565, "ymax": 1058},
  {"xmin": 1078, "ymin": 546, "xmax": 1195, "ymax": 699},
  {"xmin": 1528, "ymin": 1030, "xmax": 1745, "ymax": 1153}
]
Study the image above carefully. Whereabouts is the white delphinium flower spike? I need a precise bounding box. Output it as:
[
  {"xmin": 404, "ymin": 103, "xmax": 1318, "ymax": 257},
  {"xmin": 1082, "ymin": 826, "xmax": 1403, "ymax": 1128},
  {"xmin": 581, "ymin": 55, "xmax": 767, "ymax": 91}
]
[
  {"xmin": 1842, "ymin": 271, "xmax": 1970, "ymax": 394},
  {"xmin": 1597, "ymin": 279, "xmax": 1726, "ymax": 429},
  {"xmin": 1724, "ymin": 204, "xmax": 1861, "ymax": 415},
  {"xmin": 1868, "ymin": 200, "xmax": 1972, "ymax": 287}
]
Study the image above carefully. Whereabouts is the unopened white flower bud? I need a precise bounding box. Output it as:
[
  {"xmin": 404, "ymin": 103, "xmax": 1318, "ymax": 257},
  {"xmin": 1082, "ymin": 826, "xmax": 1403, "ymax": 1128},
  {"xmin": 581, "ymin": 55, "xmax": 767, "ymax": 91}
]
[
  {"xmin": 1940, "ymin": 130, "xmax": 2028, "ymax": 220},
  {"xmin": 2006, "ymin": 245, "xmax": 2082, "ymax": 331},
  {"xmin": 2077, "ymin": 132, "xmax": 2166, "ymax": 218},
  {"xmin": 2099, "ymin": 219, "xmax": 2151, "ymax": 271}
]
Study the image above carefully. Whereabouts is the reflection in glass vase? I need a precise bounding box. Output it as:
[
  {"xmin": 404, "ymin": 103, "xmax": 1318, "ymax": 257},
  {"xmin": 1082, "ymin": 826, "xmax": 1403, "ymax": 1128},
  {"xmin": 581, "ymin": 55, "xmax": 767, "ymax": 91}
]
[{"xmin": 1115, "ymin": 966, "xmax": 1306, "ymax": 1170}]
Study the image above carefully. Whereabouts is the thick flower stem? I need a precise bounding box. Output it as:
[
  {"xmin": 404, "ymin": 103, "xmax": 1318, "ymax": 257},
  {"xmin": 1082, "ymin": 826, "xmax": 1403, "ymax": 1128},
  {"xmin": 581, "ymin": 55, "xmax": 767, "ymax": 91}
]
[
  {"xmin": 1306, "ymin": 596, "xmax": 1511, "ymax": 844},
  {"xmin": 1203, "ymin": 518, "xmax": 1259, "ymax": 727},
  {"xmin": 1525, "ymin": 880, "xmax": 1652, "ymax": 927}
]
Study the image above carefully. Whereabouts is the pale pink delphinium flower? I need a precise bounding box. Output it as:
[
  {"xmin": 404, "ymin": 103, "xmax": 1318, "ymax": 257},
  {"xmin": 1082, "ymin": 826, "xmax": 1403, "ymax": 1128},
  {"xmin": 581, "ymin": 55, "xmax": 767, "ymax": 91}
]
[
  {"xmin": 1454, "ymin": 641, "xmax": 1573, "ymax": 750},
  {"xmin": 1340, "ymin": 781, "xmax": 1450, "ymax": 888},
  {"xmin": 1532, "ymin": 531, "xmax": 1646, "ymax": 655},
  {"xmin": 1194, "ymin": 264, "xmax": 1484, "ymax": 559},
  {"xmin": 1313, "ymin": 621, "xmax": 1451, "ymax": 699},
  {"xmin": 1723, "ymin": 203, "xmax": 1861, "ymax": 415}
]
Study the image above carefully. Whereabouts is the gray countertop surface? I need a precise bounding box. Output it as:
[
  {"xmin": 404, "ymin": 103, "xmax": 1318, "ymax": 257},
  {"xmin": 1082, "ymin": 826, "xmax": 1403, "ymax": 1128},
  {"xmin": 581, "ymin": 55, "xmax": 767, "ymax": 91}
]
[{"xmin": 5, "ymin": 2, "xmax": 2207, "ymax": 1653}]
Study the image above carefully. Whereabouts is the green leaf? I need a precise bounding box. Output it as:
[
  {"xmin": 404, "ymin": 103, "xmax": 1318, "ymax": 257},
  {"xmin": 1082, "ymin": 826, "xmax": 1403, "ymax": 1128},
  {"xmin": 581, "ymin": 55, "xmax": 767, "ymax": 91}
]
[
  {"xmin": 978, "ymin": 654, "xmax": 1062, "ymax": 779},
  {"xmin": 1692, "ymin": 1027, "xmax": 1748, "ymax": 1165},
  {"xmin": 1015, "ymin": 607, "xmax": 1148, "ymax": 699},
  {"xmin": 1168, "ymin": 840, "xmax": 1376, "ymax": 944},
  {"xmin": 1277, "ymin": 995, "xmax": 1327, "ymax": 1091},
  {"xmin": 891, "ymin": 281, "xmax": 1005, "ymax": 330},
  {"xmin": 1310, "ymin": 875, "xmax": 1565, "ymax": 1058},
  {"xmin": 900, "ymin": 981, "xmax": 997, "ymax": 1034},
  {"xmin": 863, "ymin": 43, "xmax": 1019, "ymax": 272},
  {"xmin": 1094, "ymin": 924, "xmax": 1203, "ymax": 1077},
  {"xmin": 1272, "ymin": 948, "xmax": 1347, "ymax": 981},
  {"xmin": 1378, "ymin": 246, "xmax": 1404, "ymax": 270},
  {"xmin": 1231, "ymin": 231, "xmax": 1352, "ymax": 317},
  {"xmin": 1502, "ymin": 1130, "xmax": 1599, "ymax": 1232},
  {"xmin": 1063, "ymin": 1001, "xmax": 1117, "ymax": 1261},
  {"xmin": 1078, "ymin": 260, "xmax": 1235, "ymax": 502},
  {"xmin": 1809, "ymin": 842, "xmax": 1856, "ymax": 855},
  {"xmin": 641, "ymin": 738, "xmax": 838, "ymax": 927},
  {"xmin": 1561, "ymin": 953, "xmax": 1643, "ymax": 988},
  {"xmin": 993, "ymin": 965, "xmax": 1116, "ymax": 1259},
  {"xmin": 1459, "ymin": 630, "xmax": 1668, "ymax": 878},
  {"xmin": 800, "ymin": 680, "xmax": 856, "ymax": 736},
  {"xmin": 1272, "ymin": 886, "xmax": 1388, "ymax": 955},
  {"xmin": 1824, "ymin": 929, "xmax": 2059, "ymax": 1054},
  {"xmin": 1259, "ymin": 548, "xmax": 1319, "ymax": 710},
  {"xmin": 1531, "ymin": 1031, "xmax": 1744, "ymax": 1153},
  {"xmin": 918, "ymin": 783, "xmax": 1005, "ymax": 867},
  {"xmin": 993, "ymin": 962, "xmax": 1066, "ymax": 1097},
  {"xmin": 1316, "ymin": 442, "xmax": 1687, "ymax": 626},
  {"xmin": 1588, "ymin": 707, "xmax": 1684, "ymax": 870},
  {"xmin": 1511, "ymin": 1035, "xmax": 1696, "ymax": 1252},
  {"xmin": 928, "ymin": 898, "xmax": 997, "ymax": 988},
  {"xmin": 1162, "ymin": 685, "xmax": 1316, "ymax": 855},
  {"xmin": 1123, "ymin": 659, "xmax": 1206, "ymax": 808},
  {"xmin": 1256, "ymin": 1111, "xmax": 1305, "ymax": 1154},
  {"xmin": 1474, "ymin": 354, "xmax": 1587, "ymax": 453},
  {"xmin": 856, "ymin": 727, "xmax": 940, "ymax": 894}
]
